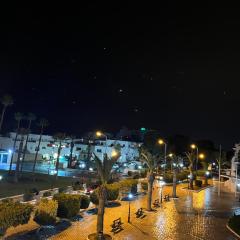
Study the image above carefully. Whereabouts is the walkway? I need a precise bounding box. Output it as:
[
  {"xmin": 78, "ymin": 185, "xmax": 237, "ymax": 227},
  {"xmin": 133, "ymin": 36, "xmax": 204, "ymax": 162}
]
[{"xmin": 50, "ymin": 183, "xmax": 240, "ymax": 240}]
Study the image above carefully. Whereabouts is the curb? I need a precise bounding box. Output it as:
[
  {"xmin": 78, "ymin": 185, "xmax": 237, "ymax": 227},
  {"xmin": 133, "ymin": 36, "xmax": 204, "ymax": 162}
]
[
  {"xmin": 226, "ymin": 224, "xmax": 240, "ymax": 239},
  {"xmin": 182, "ymin": 185, "xmax": 213, "ymax": 193}
]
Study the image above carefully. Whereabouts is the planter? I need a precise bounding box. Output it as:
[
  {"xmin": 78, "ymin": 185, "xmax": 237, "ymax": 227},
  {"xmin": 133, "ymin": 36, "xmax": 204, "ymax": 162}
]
[{"xmin": 87, "ymin": 233, "xmax": 112, "ymax": 240}]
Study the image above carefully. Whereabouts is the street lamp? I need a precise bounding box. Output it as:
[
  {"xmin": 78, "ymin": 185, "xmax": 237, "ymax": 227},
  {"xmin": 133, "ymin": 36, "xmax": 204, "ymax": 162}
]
[
  {"xmin": 128, "ymin": 193, "xmax": 133, "ymax": 223},
  {"xmin": 159, "ymin": 180, "xmax": 165, "ymax": 203},
  {"xmin": 199, "ymin": 153, "xmax": 205, "ymax": 160},
  {"xmin": 191, "ymin": 144, "xmax": 199, "ymax": 171},
  {"xmin": 96, "ymin": 131, "xmax": 108, "ymax": 155},
  {"xmin": 158, "ymin": 139, "xmax": 167, "ymax": 174}
]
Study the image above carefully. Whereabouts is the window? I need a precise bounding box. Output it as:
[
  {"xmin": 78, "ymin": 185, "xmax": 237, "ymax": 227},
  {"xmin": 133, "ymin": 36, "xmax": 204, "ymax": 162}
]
[
  {"xmin": 76, "ymin": 147, "xmax": 81, "ymax": 151},
  {"xmin": 1, "ymin": 154, "xmax": 7, "ymax": 164},
  {"xmin": 97, "ymin": 149, "xmax": 102, "ymax": 153},
  {"xmin": 42, "ymin": 147, "xmax": 46, "ymax": 149}
]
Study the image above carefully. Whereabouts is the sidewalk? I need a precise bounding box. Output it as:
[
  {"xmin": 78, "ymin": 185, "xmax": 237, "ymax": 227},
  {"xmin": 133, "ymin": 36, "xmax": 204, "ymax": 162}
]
[{"xmin": 50, "ymin": 183, "xmax": 240, "ymax": 240}]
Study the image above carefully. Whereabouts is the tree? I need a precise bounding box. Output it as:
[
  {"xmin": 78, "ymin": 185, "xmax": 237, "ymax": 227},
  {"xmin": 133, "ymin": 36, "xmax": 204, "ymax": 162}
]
[
  {"xmin": 186, "ymin": 152, "xmax": 194, "ymax": 189},
  {"xmin": 169, "ymin": 154, "xmax": 180, "ymax": 198},
  {"xmin": 0, "ymin": 94, "xmax": 13, "ymax": 132},
  {"xmin": 32, "ymin": 119, "xmax": 49, "ymax": 176},
  {"xmin": 8, "ymin": 112, "xmax": 23, "ymax": 174},
  {"xmin": 21, "ymin": 113, "xmax": 36, "ymax": 172},
  {"xmin": 14, "ymin": 128, "xmax": 28, "ymax": 183},
  {"xmin": 92, "ymin": 149, "xmax": 120, "ymax": 238},
  {"xmin": 53, "ymin": 133, "xmax": 66, "ymax": 180},
  {"xmin": 68, "ymin": 135, "xmax": 75, "ymax": 168},
  {"xmin": 140, "ymin": 147, "xmax": 158, "ymax": 211}
]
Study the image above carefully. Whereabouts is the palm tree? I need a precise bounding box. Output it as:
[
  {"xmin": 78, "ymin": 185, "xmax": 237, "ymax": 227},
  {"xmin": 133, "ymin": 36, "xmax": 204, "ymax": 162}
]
[
  {"xmin": 0, "ymin": 94, "xmax": 13, "ymax": 132},
  {"xmin": 53, "ymin": 133, "xmax": 66, "ymax": 180},
  {"xmin": 21, "ymin": 113, "xmax": 36, "ymax": 172},
  {"xmin": 169, "ymin": 154, "xmax": 178, "ymax": 198},
  {"xmin": 32, "ymin": 119, "xmax": 49, "ymax": 176},
  {"xmin": 140, "ymin": 147, "xmax": 158, "ymax": 211},
  {"xmin": 92, "ymin": 149, "xmax": 120, "ymax": 239},
  {"xmin": 68, "ymin": 135, "xmax": 75, "ymax": 168},
  {"xmin": 14, "ymin": 128, "xmax": 27, "ymax": 183},
  {"xmin": 186, "ymin": 152, "xmax": 194, "ymax": 189},
  {"xmin": 8, "ymin": 112, "xmax": 23, "ymax": 174}
]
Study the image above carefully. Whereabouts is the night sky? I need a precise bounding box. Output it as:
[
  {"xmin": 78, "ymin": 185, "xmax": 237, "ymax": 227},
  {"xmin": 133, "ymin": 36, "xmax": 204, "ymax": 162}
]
[{"xmin": 0, "ymin": 3, "xmax": 240, "ymax": 148}]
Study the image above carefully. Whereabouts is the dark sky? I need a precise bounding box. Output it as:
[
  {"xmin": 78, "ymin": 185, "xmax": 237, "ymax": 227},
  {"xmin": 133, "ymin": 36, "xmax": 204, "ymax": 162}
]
[{"xmin": 0, "ymin": 3, "xmax": 240, "ymax": 148}]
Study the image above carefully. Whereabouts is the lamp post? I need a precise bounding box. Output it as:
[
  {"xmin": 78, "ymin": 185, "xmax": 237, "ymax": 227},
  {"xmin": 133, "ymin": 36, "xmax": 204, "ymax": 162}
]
[
  {"xmin": 158, "ymin": 139, "xmax": 167, "ymax": 175},
  {"xmin": 96, "ymin": 131, "xmax": 108, "ymax": 155},
  {"xmin": 159, "ymin": 180, "xmax": 165, "ymax": 204},
  {"xmin": 191, "ymin": 144, "xmax": 199, "ymax": 172},
  {"xmin": 128, "ymin": 193, "xmax": 133, "ymax": 223},
  {"xmin": 218, "ymin": 144, "xmax": 222, "ymax": 197}
]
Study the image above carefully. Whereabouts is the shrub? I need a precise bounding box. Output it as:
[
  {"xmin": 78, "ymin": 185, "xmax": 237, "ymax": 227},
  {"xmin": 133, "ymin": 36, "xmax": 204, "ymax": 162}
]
[
  {"xmin": 119, "ymin": 179, "xmax": 138, "ymax": 189},
  {"xmin": 0, "ymin": 200, "xmax": 33, "ymax": 236},
  {"xmin": 79, "ymin": 195, "xmax": 90, "ymax": 209},
  {"xmin": 195, "ymin": 180, "xmax": 202, "ymax": 187},
  {"xmin": 90, "ymin": 190, "xmax": 99, "ymax": 205},
  {"xmin": 58, "ymin": 187, "xmax": 68, "ymax": 193},
  {"xmin": 141, "ymin": 182, "xmax": 148, "ymax": 191},
  {"xmin": 23, "ymin": 192, "xmax": 34, "ymax": 202},
  {"xmin": 34, "ymin": 199, "xmax": 58, "ymax": 226},
  {"xmin": 164, "ymin": 173, "xmax": 173, "ymax": 183},
  {"xmin": 30, "ymin": 188, "xmax": 39, "ymax": 195},
  {"xmin": 133, "ymin": 174, "xmax": 140, "ymax": 179},
  {"xmin": 53, "ymin": 193, "xmax": 80, "ymax": 218},
  {"xmin": 229, "ymin": 214, "xmax": 240, "ymax": 235},
  {"xmin": 43, "ymin": 191, "xmax": 52, "ymax": 197},
  {"xmin": 177, "ymin": 171, "xmax": 189, "ymax": 181},
  {"xmin": 106, "ymin": 184, "xmax": 119, "ymax": 201},
  {"xmin": 127, "ymin": 171, "xmax": 133, "ymax": 176},
  {"xmin": 140, "ymin": 170, "xmax": 147, "ymax": 178}
]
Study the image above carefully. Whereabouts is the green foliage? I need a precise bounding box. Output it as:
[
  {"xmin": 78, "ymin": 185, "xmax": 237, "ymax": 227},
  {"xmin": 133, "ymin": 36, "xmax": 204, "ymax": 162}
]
[
  {"xmin": 79, "ymin": 195, "xmax": 90, "ymax": 209},
  {"xmin": 0, "ymin": 200, "xmax": 33, "ymax": 236},
  {"xmin": 43, "ymin": 191, "xmax": 52, "ymax": 197},
  {"xmin": 195, "ymin": 180, "xmax": 202, "ymax": 187},
  {"xmin": 141, "ymin": 181, "xmax": 148, "ymax": 191},
  {"xmin": 229, "ymin": 214, "xmax": 240, "ymax": 235},
  {"xmin": 140, "ymin": 170, "xmax": 147, "ymax": 178},
  {"xmin": 90, "ymin": 190, "xmax": 99, "ymax": 205},
  {"xmin": 90, "ymin": 184, "xmax": 120, "ymax": 205},
  {"xmin": 34, "ymin": 199, "xmax": 58, "ymax": 225},
  {"xmin": 128, "ymin": 171, "xmax": 133, "ymax": 176},
  {"xmin": 72, "ymin": 183, "xmax": 84, "ymax": 191},
  {"xmin": 177, "ymin": 171, "xmax": 189, "ymax": 181},
  {"xmin": 58, "ymin": 186, "xmax": 68, "ymax": 193},
  {"xmin": 53, "ymin": 193, "xmax": 80, "ymax": 218},
  {"xmin": 118, "ymin": 179, "xmax": 138, "ymax": 189},
  {"xmin": 163, "ymin": 173, "xmax": 173, "ymax": 183},
  {"xmin": 23, "ymin": 191, "xmax": 34, "ymax": 202},
  {"xmin": 106, "ymin": 184, "xmax": 119, "ymax": 201}
]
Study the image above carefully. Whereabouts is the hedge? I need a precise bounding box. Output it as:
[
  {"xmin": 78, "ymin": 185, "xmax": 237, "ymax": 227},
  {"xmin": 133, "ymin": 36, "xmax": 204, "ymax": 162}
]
[
  {"xmin": 80, "ymin": 195, "xmax": 90, "ymax": 209},
  {"xmin": 53, "ymin": 193, "xmax": 80, "ymax": 218},
  {"xmin": 0, "ymin": 200, "xmax": 33, "ymax": 236},
  {"xmin": 34, "ymin": 199, "xmax": 58, "ymax": 225}
]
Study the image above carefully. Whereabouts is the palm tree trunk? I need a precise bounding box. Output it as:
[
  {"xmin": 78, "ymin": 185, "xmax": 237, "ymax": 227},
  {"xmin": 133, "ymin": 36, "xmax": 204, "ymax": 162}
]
[
  {"xmin": 14, "ymin": 136, "xmax": 24, "ymax": 183},
  {"xmin": 147, "ymin": 173, "xmax": 154, "ymax": 211},
  {"xmin": 68, "ymin": 141, "xmax": 74, "ymax": 168},
  {"xmin": 32, "ymin": 129, "xmax": 43, "ymax": 176},
  {"xmin": 97, "ymin": 185, "xmax": 106, "ymax": 236},
  {"xmin": 172, "ymin": 168, "xmax": 177, "ymax": 198},
  {"xmin": 20, "ymin": 134, "xmax": 29, "ymax": 173},
  {"xmin": 9, "ymin": 132, "xmax": 19, "ymax": 174},
  {"xmin": 189, "ymin": 169, "xmax": 194, "ymax": 190},
  {"xmin": 0, "ymin": 106, "xmax": 6, "ymax": 132},
  {"xmin": 55, "ymin": 142, "xmax": 62, "ymax": 180}
]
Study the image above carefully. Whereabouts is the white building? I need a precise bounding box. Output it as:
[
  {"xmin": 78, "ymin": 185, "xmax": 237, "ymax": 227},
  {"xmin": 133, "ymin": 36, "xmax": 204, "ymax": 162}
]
[{"xmin": 0, "ymin": 132, "xmax": 141, "ymax": 171}]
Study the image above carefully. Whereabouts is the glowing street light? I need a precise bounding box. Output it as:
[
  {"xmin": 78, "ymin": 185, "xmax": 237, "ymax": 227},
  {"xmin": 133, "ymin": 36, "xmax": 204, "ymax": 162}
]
[
  {"xmin": 111, "ymin": 150, "xmax": 118, "ymax": 157},
  {"xmin": 158, "ymin": 139, "xmax": 167, "ymax": 174},
  {"xmin": 206, "ymin": 171, "xmax": 210, "ymax": 176},
  {"xmin": 0, "ymin": 175, "xmax": 2, "ymax": 181},
  {"xmin": 199, "ymin": 153, "xmax": 205, "ymax": 159},
  {"xmin": 128, "ymin": 193, "xmax": 133, "ymax": 223},
  {"xmin": 191, "ymin": 144, "xmax": 199, "ymax": 171}
]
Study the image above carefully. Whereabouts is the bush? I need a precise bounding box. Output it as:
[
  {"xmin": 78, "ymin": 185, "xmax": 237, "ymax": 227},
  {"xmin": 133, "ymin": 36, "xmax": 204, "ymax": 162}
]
[
  {"xmin": 195, "ymin": 180, "xmax": 202, "ymax": 187},
  {"xmin": 79, "ymin": 195, "xmax": 90, "ymax": 209},
  {"xmin": 177, "ymin": 171, "xmax": 189, "ymax": 181},
  {"xmin": 127, "ymin": 171, "xmax": 133, "ymax": 176},
  {"xmin": 164, "ymin": 173, "xmax": 173, "ymax": 183},
  {"xmin": 0, "ymin": 200, "xmax": 33, "ymax": 236},
  {"xmin": 58, "ymin": 187, "xmax": 68, "ymax": 193},
  {"xmin": 229, "ymin": 214, "xmax": 240, "ymax": 235},
  {"xmin": 23, "ymin": 192, "xmax": 34, "ymax": 202},
  {"xmin": 141, "ymin": 182, "xmax": 148, "ymax": 191},
  {"xmin": 72, "ymin": 181, "xmax": 84, "ymax": 191},
  {"xmin": 34, "ymin": 199, "xmax": 58, "ymax": 226},
  {"xmin": 53, "ymin": 193, "xmax": 80, "ymax": 218},
  {"xmin": 30, "ymin": 188, "xmax": 39, "ymax": 195},
  {"xmin": 140, "ymin": 170, "xmax": 147, "ymax": 178},
  {"xmin": 106, "ymin": 184, "xmax": 119, "ymax": 201},
  {"xmin": 119, "ymin": 179, "xmax": 138, "ymax": 189},
  {"xmin": 43, "ymin": 191, "xmax": 52, "ymax": 197},
  {"xmin": 90, "ymin": 190, "xmax": 99, "ymax": 205}
]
